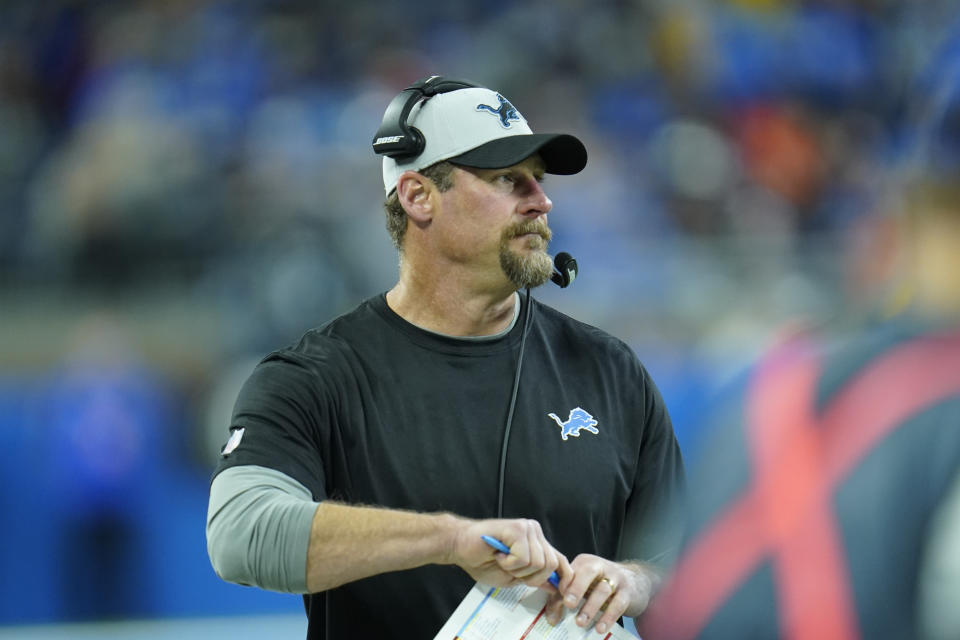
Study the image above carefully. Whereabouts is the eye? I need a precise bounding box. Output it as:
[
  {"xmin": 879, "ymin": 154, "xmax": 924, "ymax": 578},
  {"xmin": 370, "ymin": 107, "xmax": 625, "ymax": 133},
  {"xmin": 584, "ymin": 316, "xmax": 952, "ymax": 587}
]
[{"xmin": 494, "ymin": 173, "xmax": 517, "ymax": 185}]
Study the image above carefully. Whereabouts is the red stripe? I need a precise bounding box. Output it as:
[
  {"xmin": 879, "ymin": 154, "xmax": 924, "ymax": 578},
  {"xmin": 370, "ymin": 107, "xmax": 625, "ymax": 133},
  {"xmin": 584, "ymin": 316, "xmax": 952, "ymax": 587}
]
[
  {"xmin": 821, "ymin": 333, "xmax": 960, "ymax": 479},
  {"xmin": 746, "ymin": 340, "xmax": 858, "ymax": 640},
  {"xmin": 775, "ymin": 494, "xmax": 858, "ymax": 640}
]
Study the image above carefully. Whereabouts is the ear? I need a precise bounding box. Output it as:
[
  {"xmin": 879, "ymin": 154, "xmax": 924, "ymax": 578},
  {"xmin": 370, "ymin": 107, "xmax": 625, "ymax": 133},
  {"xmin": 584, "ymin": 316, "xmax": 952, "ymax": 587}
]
[{"xmin": 396, "ymin": 170, "xmax": 436, "ymax": 225}]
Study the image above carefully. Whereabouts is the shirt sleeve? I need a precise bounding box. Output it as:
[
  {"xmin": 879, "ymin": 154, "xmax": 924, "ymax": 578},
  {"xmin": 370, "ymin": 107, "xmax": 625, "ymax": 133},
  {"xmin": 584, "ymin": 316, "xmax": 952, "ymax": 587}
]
[
  {"xmin": 618, "ymin": 364, "xmax": 687, "ymax": 568},
  {"xmin": 213, "ymin": 349, "xmax": 335, "ymax": 500}
]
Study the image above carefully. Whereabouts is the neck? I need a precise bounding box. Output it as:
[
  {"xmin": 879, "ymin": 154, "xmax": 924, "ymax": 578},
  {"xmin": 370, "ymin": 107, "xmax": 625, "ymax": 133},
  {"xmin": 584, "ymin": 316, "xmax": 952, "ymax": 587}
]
[{"xmin": 386, "ymin": 263, "xmax": 520, "ymax": 337}]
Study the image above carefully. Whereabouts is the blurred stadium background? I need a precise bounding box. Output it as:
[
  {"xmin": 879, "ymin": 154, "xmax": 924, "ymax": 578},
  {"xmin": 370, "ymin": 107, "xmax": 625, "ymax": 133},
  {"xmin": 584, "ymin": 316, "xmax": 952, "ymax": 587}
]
[{"xmin": 1, "ymin": 0, "xmax": 958, "ymax": 637}]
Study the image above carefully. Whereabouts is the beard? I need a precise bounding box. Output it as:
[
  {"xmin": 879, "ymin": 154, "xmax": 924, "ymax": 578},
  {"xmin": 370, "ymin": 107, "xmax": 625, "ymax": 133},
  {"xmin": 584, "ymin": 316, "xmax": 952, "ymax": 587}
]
[{"xmin": 499, "ymin": 220, "xmax": 554, "ymax": 289}]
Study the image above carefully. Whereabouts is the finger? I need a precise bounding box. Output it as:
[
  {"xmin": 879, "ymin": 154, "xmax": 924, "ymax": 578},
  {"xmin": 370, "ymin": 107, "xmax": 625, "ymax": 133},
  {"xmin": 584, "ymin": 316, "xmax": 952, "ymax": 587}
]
[
  {"xmin": 502, "ymin": 520, "xmax": 549, "ymax": 581},
  {"xmin": 523, "ymin": 521, "xmax": 546, "ymax": 575},
  {"xmin": 562, "ymin": 562, "xmax": 602, "ymax": 611},
  {"xmin": 556, "ymin": 553, "xmax": 573, "ymax": 586},
  {"xmin": 491, "ymin": 547, "xmax": 520, "ymax": 576},
  {"xmin": 522, "ymin": 545, "xmax": 561, "ymax": 588},
  {"xmin": 496, "ymin": 543, "xmax": 537, "ymax": 578},
  {"xmin": 593, "ymin": 589, "xmax": 631, "ymax": 636},
  {"xmin": 576, "ymin": 576, "xmax": 616, "ymax": 628},
  {"xmin": 557, "ymin": 554, "xmax": 575, "ymax": 594},
  {"xmin": 543, "ymin": 547, "xmax": 564, "ymax": 588},
  {"xmin": 500, "ymin": 523, "xmax": 531, "ymax": 569},
  {"xmin": 544, "ymin": 591, "xmax": 566, "ymax": 626}
]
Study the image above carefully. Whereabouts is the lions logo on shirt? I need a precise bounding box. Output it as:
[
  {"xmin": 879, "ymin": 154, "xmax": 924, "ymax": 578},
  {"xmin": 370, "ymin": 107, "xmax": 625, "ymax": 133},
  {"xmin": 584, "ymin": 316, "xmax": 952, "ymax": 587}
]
[{"xmin": 547, "ymin": 408, "xmax": 599, "ymax": 441}]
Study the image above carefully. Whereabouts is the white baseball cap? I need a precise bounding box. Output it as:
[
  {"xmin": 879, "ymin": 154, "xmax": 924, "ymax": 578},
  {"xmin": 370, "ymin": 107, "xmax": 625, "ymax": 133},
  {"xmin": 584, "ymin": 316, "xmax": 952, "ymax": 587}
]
[{"xmin": 379, "ymin": 86, "xmax": 587, "ymax": 195}]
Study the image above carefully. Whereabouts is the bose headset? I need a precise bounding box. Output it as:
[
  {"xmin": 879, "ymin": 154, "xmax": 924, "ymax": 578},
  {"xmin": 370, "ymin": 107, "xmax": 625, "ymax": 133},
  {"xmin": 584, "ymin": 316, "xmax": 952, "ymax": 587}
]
[
  {"xmin": 372, "ymin": 75, "xmax": 579, "ymax": 517},
  {"xmin": 372, "ymin": 75, "xmax": 480, "ymax": 159}
]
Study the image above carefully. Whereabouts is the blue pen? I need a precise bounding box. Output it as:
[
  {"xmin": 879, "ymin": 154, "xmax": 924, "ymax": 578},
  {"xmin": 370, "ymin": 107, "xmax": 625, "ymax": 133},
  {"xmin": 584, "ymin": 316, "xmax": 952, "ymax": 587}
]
[{"xmin": 481, "ymin": 535, "xmax": 560, "ymax": 588}]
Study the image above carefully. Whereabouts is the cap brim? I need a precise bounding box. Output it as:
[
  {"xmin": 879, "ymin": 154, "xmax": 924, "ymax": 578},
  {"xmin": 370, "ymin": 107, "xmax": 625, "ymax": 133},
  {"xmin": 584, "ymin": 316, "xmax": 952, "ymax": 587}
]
[{"xmin": 447, "ymin": 133, "xmax": 587, "ymax": 175}]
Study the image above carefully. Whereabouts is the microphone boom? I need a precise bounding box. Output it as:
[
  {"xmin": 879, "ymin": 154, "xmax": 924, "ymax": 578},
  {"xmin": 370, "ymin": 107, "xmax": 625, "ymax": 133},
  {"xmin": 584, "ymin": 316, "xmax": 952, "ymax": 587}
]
[{"xmin": 551, "ymin": 252, "xmax": 578, "ymax": 288}]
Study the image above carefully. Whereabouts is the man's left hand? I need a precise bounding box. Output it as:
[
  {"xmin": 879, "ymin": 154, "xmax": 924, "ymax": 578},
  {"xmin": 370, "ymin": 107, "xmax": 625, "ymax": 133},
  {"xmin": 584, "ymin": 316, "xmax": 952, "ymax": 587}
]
[{"xmin": 545, "ymin": 554, "xmax": 660, "ymax": 635}]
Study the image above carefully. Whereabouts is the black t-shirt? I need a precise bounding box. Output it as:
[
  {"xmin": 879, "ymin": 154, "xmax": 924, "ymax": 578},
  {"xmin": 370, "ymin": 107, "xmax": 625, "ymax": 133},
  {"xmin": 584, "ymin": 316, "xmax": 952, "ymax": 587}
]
[{"xmin": 215, "ymin": 293, "xmax": 685, "ymax": 639}]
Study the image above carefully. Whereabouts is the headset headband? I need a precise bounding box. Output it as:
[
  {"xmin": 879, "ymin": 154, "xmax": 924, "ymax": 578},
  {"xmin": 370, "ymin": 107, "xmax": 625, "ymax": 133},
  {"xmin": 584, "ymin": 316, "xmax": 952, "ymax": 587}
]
[{"xmin": 371, "ymin": 75, "xmax": 479, "ymax": 160}]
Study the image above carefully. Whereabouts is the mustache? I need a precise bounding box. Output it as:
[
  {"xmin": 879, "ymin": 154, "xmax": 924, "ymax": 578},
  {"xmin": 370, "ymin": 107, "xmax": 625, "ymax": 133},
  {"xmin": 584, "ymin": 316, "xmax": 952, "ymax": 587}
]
[{"xmin": 503, "ymin": 221, "xmax": 552, "ymax": 242}]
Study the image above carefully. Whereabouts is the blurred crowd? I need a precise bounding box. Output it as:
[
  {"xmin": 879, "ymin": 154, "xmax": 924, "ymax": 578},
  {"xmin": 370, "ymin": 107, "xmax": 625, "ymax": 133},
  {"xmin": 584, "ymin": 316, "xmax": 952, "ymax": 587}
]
[{"xmin": 2, "ymin": 0, "xmax": 960, "ymax": 626}]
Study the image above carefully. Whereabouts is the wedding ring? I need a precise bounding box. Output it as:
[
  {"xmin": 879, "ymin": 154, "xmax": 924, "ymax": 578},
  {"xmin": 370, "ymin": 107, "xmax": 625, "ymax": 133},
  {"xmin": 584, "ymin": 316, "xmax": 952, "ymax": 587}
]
[{"xmin": 599, "ymin": 576, "xmax": 617, "ymax": 594}]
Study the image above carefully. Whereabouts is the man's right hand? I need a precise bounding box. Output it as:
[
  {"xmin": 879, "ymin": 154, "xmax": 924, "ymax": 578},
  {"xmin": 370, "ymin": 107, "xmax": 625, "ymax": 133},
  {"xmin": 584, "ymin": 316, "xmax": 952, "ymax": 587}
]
[{"xmin": 448, "ymin": 517, "xmax": 569, "ymax": 590}]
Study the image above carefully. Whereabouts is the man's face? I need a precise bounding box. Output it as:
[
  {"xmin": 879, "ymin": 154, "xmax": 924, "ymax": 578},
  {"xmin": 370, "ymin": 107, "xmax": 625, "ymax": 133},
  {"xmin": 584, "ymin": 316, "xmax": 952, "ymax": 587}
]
[{"xmin": 435, "ymin": 155, "xmax": 555, "ymax": 289}]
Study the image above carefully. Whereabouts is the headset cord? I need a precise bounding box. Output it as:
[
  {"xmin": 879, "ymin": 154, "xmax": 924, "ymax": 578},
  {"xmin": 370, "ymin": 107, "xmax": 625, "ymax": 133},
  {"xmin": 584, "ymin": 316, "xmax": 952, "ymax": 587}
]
[{"xmin": 496, "ymin": 287, "xmax": 533, "ymax": 519}]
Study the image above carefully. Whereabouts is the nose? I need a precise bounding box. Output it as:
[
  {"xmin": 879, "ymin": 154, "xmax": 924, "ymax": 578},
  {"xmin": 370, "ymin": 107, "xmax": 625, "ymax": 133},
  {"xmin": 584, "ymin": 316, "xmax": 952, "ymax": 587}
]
[{"xmin": 518, "ymin": 177, "xmax": 553, "ymax": 218}]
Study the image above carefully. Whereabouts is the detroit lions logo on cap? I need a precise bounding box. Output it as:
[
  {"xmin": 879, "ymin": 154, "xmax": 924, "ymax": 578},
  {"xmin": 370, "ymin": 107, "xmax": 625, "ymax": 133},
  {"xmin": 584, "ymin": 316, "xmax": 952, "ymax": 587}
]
[
  {"xmin": 476, "ymin": 94, "xmax": 522, "ymax": 128},
  {"xmin": 547, "ymin": 408, "xmax": 599, "ymax": 441}
]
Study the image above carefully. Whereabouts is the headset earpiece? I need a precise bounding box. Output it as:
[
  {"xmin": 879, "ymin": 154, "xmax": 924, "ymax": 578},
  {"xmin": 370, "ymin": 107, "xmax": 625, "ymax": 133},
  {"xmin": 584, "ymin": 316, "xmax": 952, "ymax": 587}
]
[{"xmin": 372, "ymin": 75, "xmax": 479, "ymax": 160}]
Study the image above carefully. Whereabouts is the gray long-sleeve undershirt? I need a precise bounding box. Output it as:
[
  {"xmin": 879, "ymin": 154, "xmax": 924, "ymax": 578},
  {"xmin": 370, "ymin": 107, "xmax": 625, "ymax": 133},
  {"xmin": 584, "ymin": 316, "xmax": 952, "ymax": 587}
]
[{"xmin": 206, "ymin": 465, "xmax": 319, "ymax": 593}]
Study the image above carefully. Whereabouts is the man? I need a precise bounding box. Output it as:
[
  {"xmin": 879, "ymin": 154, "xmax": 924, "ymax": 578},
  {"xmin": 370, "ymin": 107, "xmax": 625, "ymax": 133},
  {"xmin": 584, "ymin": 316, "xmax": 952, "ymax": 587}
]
[
  {"xmin": 206, "ymin": 76, "xmax": 685, "ymax": 639},
  {"xmin": 638, "ymin": 174, "xmax": 960, "ymax": 640}
]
